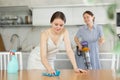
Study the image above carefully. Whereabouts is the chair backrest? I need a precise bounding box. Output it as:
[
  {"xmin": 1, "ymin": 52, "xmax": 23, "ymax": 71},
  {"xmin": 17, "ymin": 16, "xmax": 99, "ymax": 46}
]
[
  {"xmin": 0, "ymin": 52, "xmax": 23, "ymax": 70},
  {"xmin": 100, "ymin": 53, "xmax": 117, "ymax": 70},
  {"xmin": 116, "ymin": 54, "xmax": 120, "ymax": 70},
  {"xmin": 111, "ymin": 54, "xmax": 120, "ymax": 70}
]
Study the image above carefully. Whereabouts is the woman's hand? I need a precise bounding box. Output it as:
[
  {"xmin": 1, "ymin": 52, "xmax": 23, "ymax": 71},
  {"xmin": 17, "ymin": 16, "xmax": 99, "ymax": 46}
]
[
  {"xmin": 74, "ymin": 68, "xmax": 87, "ymax": 73},
  {"xmin": 78, "ymin": 45, "xmax": 82, "ymax": 51},
  {"xmin": 47, "ymin": 68, "xmax": 55, "ymax": 74},
  {"xmin": 98, "ymin": 36, "xmax": 105, "ymax": 46}
]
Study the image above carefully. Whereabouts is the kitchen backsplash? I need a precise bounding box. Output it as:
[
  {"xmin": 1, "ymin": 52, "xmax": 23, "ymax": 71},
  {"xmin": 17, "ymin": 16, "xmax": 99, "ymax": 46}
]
[{"xmin": 0, "ymin": 25, "xmax": 115, "ymax": 52}]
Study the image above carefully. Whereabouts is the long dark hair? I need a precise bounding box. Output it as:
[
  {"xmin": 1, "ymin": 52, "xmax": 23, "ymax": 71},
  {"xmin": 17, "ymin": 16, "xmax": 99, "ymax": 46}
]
[
  {"xmin": 83, "ymin": 10, "xmax": 95, "ymax": 22},
  {"xmin": 50, "ymin": 11, "xmax": 66, "ymax": 23}
]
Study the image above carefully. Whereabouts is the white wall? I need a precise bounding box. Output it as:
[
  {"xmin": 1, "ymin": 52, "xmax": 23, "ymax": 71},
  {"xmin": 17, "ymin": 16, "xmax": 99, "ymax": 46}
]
[
  {"xmin": 0, "ymin": 26, "xmax": 46, "ymax": 51},
  {"xmin": 0, "ymin": 26, "xmax": 78, "ymax": 51},
  {"xmin": 116, "ymin": 0, "xmax": 120, "ymax": 9},
  {"xmin": 0, "ymin": 25, "xmax": 115, "ymax": 53}
]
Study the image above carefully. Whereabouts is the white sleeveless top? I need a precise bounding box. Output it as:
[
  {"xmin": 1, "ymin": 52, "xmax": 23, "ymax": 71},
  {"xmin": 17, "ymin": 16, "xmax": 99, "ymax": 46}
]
[{"xmin": 27, "ymin": 35, "xmax": 64, "ymax": 70}]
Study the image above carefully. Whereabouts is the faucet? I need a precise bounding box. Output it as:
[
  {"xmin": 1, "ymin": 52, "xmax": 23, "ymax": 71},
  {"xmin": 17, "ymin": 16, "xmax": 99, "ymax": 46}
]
[{"xmin": 10, "ymin": 34, "xmax": 22, "ymax": 51}]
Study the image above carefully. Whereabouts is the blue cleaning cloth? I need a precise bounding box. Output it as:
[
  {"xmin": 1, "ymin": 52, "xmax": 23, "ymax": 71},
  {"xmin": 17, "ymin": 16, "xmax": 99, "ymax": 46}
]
[{"xmin": 42, "ymin": 70, "xmax": 60, "ymax": 77}]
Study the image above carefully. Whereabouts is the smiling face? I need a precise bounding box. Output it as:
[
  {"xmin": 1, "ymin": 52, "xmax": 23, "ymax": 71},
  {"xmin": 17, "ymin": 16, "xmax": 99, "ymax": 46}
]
[
  {"xmin": 50, "ymin": 11, "xmax": 66, "ymax": 34},
  {"xmin": 51, "ymin": 18, "xmax": 64, "ymax": 34},
  {"xmin": 83, "ymin": 13, "xmax": 94, "ymax": 25}
]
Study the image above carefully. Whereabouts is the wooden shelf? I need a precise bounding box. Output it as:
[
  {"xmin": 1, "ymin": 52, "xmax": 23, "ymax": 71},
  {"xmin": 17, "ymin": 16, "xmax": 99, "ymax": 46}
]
[{"xmin": 0, "ymin": 24, "xmax": 32, "ymax": 27}]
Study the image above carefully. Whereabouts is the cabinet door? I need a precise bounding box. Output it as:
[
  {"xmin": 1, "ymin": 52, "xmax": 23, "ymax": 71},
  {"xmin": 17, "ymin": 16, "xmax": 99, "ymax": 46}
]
[
  {"xmin": 72, "ymin": 6, "xmax": 108, "ymax": 25},
  {"xmin": 32, "ymin": 5, "xmax": 109, "ymax": 26},
  {"xmin": 32, "ymin": 7, "xmax": 72, "ymax": 26}
]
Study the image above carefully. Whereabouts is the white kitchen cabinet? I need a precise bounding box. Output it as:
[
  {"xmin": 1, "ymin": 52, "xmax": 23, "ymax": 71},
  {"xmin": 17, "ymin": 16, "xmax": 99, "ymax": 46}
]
[
  {"xmin": 32, "ymin": 4, "xmax": 110, "ymax": 26},
  {"xmin": 32, "ymin": 7, "xmax": 72, "ymax": 26},
  {"xmin": 72, "ymin": 6, "xmax": 108, "ymax": 25}
]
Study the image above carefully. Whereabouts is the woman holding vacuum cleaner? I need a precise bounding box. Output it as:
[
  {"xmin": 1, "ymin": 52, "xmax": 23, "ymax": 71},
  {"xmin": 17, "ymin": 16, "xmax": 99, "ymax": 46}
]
[{"xmin": 74, "ymin": 10, "xmax": 105, "ymax": 69}]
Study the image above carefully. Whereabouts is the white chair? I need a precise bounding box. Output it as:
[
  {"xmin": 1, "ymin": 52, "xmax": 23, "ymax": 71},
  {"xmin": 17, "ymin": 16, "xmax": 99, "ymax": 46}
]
[
  {"xmin": 100, "ymin": 53, "xmax": 117, "ymax": 70},
  {"xmin": 116, "ymin": 54, "xmax": 120, "ymax": 70},
  {"xmin": 0, "ymin": 52, "xmax": 23, "ymax": 70},
  {"xmin": 110, "ymin": 54, "xmax": 119, "ymax": 70}
]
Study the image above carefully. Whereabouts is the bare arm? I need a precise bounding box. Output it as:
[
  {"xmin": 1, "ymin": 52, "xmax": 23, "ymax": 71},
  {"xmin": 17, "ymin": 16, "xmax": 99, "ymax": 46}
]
[
  {"xmin": 98, "ymin": 26, "xmax": 105, "ymax": 46},
  {"xmin": 40, "ymin": 31, "xmax": 54, "ymax": 73},
  {"xmin": 63, "ymin": 30, "xmax": 78, "ymax": 70},
  {"xmin": 63, "ymin": 30, "xmax": 87, "ymax": 73},
  {"xmin": 98, "ymin": 36, "xmax": 105, "ymax": 46},
  {"xmin": 74, "ymin": 36, "xmax": 82, "ymax": 51}
]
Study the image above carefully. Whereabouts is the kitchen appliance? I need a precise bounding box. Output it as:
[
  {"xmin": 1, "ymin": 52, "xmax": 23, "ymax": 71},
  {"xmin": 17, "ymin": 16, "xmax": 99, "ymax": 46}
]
[
  {"xmin": 76, "ymin": 41, "xmax": 92, "ymax": 69},
  {"xmin": 116, "ymin": 9, "xmax": 120, "ymax": 34}
]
